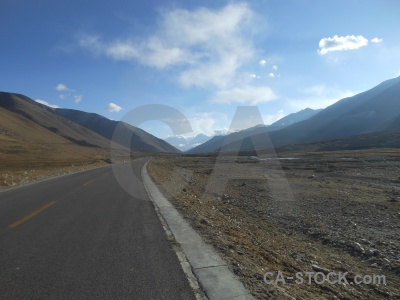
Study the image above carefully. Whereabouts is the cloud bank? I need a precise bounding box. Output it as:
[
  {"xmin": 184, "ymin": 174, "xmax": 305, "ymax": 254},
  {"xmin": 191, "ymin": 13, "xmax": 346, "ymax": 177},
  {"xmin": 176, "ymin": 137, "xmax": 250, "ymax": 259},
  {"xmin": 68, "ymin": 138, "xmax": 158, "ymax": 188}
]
[
  {"xmin": 78, "ymin": 3, "xmax": 277, "ymax": 106},
  {"xmin": 79, "ymin": 4, "xmax": 254, "ymax": 89}
]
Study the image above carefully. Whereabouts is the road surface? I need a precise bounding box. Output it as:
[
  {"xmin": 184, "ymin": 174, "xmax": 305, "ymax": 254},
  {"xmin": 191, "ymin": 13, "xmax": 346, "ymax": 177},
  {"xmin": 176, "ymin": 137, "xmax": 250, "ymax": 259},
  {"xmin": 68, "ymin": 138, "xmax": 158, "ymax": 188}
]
[{"xmin": 0, "ymin": 158, "xmax": 195, "ymax": 299}]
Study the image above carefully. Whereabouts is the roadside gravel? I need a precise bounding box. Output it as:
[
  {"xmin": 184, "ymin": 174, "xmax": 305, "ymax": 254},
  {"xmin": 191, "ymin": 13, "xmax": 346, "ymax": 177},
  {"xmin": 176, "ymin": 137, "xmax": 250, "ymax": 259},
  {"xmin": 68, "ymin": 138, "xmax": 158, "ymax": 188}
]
[{"xmin": 148, "ymin": 151, "xmax": 400, "ymax": 299}]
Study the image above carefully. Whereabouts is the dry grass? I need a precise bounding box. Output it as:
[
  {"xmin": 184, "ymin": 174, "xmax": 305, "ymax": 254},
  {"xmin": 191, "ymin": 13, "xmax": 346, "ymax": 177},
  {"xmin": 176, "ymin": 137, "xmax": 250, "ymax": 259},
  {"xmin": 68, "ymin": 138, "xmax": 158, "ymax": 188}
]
[{"xmin": 0, "ymin": 139, "xmax": 111, "ymax": 189}]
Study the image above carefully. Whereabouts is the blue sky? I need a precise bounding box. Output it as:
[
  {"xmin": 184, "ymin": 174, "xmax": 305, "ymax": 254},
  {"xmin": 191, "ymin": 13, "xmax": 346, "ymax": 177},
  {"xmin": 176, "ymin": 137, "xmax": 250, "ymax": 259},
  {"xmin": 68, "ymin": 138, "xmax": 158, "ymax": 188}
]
[{"xmin": 2, "ymin": 0, "xmax": 400, "ymax": 138}]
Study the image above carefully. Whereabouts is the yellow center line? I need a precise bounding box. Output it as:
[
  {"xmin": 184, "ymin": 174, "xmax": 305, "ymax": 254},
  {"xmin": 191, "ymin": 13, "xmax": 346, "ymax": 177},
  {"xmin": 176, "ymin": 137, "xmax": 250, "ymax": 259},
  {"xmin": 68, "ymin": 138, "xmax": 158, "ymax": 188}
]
[
  {"xmin": 83, "ymin": 180, "xmax": 94, "ymax": 186},
  {"xmin": 9, "ymin": 201, "xmax": 56, "ymax": 229}
]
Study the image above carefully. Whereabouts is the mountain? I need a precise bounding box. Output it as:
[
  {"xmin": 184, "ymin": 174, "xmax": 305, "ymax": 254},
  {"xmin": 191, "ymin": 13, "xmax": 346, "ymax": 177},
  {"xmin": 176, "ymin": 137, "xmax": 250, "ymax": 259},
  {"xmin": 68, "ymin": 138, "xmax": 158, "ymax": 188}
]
[
  {"xmin": 268, "ymin": 76, "xmax": 400, "ymax": 146},
  {"xmin": 0, "ymin": 92, "xmax": 180, "ymax": 159},
  {"xmin": 0, "ymin": 92, "xmax": 111, "ymax": 149},
  {"xmin": 53, "ymin": 108, "xmax": 180, "ymax": 153},
  {"xmin": 265, "ymin": 76, "xmax": 400, "ymax": 147},
  {"xmin": 269, "ymin": 108, "xmax": 322, "ymax": 130},
  {"xmin": 239, "ymin": 108, "xmax": 322, "ymax": 133},
  {"xmin": 200, "ymin": 76, "xmax": 400, "ymax": 153},
  {"xmin": 0, "ymin": 92, "xmax": 111, "ymax": 164},
  {"xmin": 187, "ymin": 108, "xmax": 322, "ymax": 154},
  {"xmin": 236, "ymin": 129, "xmax": 400, "ymax": 155},
  {"xmin": 165, "ymin": 133, "xmax": 211, "ymax": 151}
]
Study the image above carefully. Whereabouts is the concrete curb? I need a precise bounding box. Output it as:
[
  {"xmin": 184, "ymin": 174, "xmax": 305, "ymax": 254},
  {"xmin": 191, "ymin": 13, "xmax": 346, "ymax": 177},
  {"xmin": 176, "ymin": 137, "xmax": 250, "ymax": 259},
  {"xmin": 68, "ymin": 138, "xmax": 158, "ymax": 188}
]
[{"xmin": 142, "ymin": 162, "xmax": 255, "ymax": 300}]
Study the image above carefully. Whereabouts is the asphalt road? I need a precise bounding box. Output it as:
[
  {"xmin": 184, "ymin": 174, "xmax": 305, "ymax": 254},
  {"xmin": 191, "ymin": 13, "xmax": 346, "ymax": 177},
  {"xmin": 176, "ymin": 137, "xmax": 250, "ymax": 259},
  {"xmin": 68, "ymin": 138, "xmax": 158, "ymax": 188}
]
[{"xmin": 0, "ymin": 158, "xmax": 195, "ymax": 299}]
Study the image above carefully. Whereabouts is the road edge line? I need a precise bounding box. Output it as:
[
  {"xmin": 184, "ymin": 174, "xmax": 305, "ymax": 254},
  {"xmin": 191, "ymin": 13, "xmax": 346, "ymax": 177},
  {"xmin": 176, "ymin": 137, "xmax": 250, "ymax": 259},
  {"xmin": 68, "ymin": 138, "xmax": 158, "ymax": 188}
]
[{"xmin": 142, "ymin": 161, "xmax": 255, "ymax": 300}]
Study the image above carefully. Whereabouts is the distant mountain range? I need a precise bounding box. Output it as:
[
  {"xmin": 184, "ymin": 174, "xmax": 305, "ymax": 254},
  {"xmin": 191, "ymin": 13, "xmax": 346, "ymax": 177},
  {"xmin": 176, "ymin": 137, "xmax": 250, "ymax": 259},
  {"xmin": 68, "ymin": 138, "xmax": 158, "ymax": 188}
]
[
  {"xmin": 165, "ymin": 133, "xmax": 211, "ymax": 151},
  {"xmin": 0, "ymin": 93, "xmax": 110, "ymax": 148},
  {"xmin": 187, "ymin": 108, "xmax": 323, "ymax": 154},
  {"xmin": 167, "ymin": 108, "xmax": 322, "ymax": 152},
  {"xmin": 2, "ymin": 75, "xmax": 400, "ymax": 159},
  {"xmin": 188, "ymin": 76, "xmax": 400, "ymax": 154},
  {"xmin": 268, "ymin": 76, "xmax": 400, "ymax": 146},
  {"xmin": 52, "ymin": 108, "xmax": 179, "ymax": 153},
  {"xmin": 268, "ymin": 108, "xmax": 323, "ymax": 130},
  {"xmin": 237, "ymin": 129, "xmax": 400, "ymax": 155},
  {"xmin": 0, "ymin": 92, "xmax": 180, "ymax": 158}
]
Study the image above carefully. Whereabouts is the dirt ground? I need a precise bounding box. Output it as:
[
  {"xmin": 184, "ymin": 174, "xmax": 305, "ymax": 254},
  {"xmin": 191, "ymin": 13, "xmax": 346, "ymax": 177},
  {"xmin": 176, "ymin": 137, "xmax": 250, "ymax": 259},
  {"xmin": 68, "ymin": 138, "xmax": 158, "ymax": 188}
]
[
  {"xmin": 0, "ymin": 137, "xmax": 112, "ymax": 190},
  {"xmin": 0, "ymin": 160, "xmax": 110, "ymax": 190},
  {"xmin": 148, "ymin": 149, "xmax": 400, "ymax": 299}
]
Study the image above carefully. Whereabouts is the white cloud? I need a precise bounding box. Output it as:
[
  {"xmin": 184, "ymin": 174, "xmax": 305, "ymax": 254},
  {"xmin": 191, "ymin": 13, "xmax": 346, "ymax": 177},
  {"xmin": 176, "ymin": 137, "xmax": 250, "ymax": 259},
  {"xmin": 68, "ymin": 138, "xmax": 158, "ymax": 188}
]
[
  {"xmin": 181, "ymin": 111, "xmax": 229, "ymax": 137},
  {"xmin": 189, "ymin": 115, "xmax": 217, "ymax": 136},
  {"xmin": 370, "ymin": 37, "xmax": 383, "ymax": 43},
  {"xmin": 35, "ymin": 99, "xmax": 60, "ymax": 108},
  {"xmin": 74, "ymin": 95, "xmax": 82, "ymax": 103},
  {"xmin": 103, "ymin": 39, "xmax": 192, "ymax": 68},
  {"xmin": 318, "ymin": 35, "xmax": 368, "ymax": 55},
  {"xmin": 272, "ymin": 65, "xmax": 278, "ymax": 71},
  {"xmin": 78, "ymin": 3, "xmax": 256, "ymax": 89},
  {"xmin": 289, "ymin": 85, "xmax": 355, "ymax": 110},
  {"xmin": 211, "ymin": 85, "xmax": 277, "ymax": 105},
  {"xmin": 59, "ymin": 94, "xmax": 65, "ymax": 100},
  {"xmin": 78, "ymin": 4, "xmax": 279, "ymax": 106},
  {"xmin": 105, "ymin": 102, "xmax": 122, "ymax": 113},
  {"xmin": 268, "ymin": 72, "xmax": 275, "ymax": 78},
  {"xmin": 249, "ymin": 73, "xmax": 259, "ymax": 79},
  {"xmin": 259, "ymin": 59, "xmax": 267, "ymax": 66},
  {"xmin": 177, "ymin": 112, "xmax": 219, "ymax": 137},
  {"xmin": 179, "ymin": 52, "xmax": 249, "ymax": 88},
  {"xmin": 55, "ymin": 83, "xmax": 70, "ymax": 91}
]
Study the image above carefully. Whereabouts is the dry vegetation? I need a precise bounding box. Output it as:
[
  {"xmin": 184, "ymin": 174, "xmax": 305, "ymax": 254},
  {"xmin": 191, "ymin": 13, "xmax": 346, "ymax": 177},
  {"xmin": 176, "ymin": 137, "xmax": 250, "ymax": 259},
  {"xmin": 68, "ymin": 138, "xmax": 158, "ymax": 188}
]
[
  {"xmin": 0, "ymin": 106, "xmax": 114, "ymax": 189},
  {"xmin": 0, "ymin": 138, "xmax": 110, "ymax": 189},
  {"xmin": 0, "ymin": 160, "xmax": 109, "ymax": 189},
  {"xmin": 148, "ymin": 149, "xmax": 400, "ymax": 299}
]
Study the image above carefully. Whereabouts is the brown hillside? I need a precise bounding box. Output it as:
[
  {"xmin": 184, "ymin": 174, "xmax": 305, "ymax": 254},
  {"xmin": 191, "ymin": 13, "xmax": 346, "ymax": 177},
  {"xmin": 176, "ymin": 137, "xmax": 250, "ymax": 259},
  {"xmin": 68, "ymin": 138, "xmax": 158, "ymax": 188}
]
[
  {"xmin": 0, "ymin": 93, "xmax": 111, "ymax": 149},
  {"xmin": 0, "ymin": 93, "xmax": 112, "ymax": 188}
]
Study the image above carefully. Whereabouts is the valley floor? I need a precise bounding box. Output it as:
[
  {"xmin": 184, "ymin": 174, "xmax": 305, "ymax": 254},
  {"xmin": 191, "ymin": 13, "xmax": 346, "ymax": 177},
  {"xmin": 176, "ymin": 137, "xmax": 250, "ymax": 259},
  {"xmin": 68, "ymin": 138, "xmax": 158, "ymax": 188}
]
[
  {"xmin": 148, "ymin": 149, "xmax": 400, "ymax": 299},
  {"xmin": 0, "ymin": 139, "xmax": 112, "ymax": 190},
  {"xmin": 0, "ymin": 138, "xmax": 151, "ymax": 191},
  {"xmin": 0, "ymin": 160, "xmax": 109, "ymax": 190}
]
